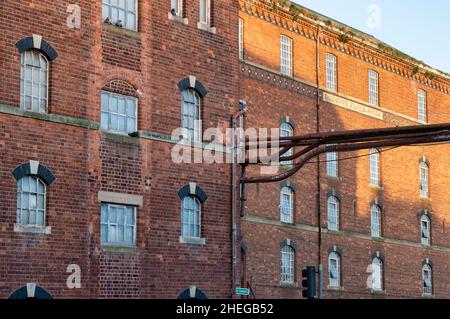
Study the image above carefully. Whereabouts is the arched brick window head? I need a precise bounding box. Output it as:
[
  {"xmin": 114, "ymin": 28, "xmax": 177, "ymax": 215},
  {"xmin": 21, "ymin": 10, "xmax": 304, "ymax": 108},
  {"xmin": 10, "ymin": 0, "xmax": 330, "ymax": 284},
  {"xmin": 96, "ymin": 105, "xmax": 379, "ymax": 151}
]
[{"xmin": 16, "ymin": 35, "xmax": 57, "ymax": 114}]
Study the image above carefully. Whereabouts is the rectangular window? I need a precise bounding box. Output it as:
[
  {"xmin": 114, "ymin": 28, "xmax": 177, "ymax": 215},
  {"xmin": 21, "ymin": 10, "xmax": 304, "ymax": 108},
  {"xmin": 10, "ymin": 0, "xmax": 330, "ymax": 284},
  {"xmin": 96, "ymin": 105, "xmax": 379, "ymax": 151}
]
[
  {"xmin": 239, "ymin": 18, "xmax": 244, "ymax": 60},
  {"xmin": 326, "ymin": 147, "xmax": 338, "ymax": 177},
  {"xmin": 102, "ymin": 0, "xmax": 138, "ymax": 31},
  {"xmin": 326, "ymin": 53, "xmax": 337, "ymax": 91},
  {"xmin": 101, "ymin": 203, "xmax": 136, "ymax": 246},
  {"xmin": 171, "ymin": 0, "xmax": 183, "ymax": 16},
  {"xmin": 199, "ymin": 0, "xmax": 211, "ymax": 25},
  {"xmin": 418, "ymin": 90, "xmax": 427, "ymax": 122},
  {"xmin": 101, "ymin": 91, "xmax": 137, "ymax": 134},
  {"xmin": 280, "ymin": 35, "xmax": 293, "ymax": 77},
  {"xmin": 370, "ymin": 149, "xmax": 380, "ymax": 187},
  {"xmin": 368, "ymin": 70, "xmax": 379, "ymax": 106}
]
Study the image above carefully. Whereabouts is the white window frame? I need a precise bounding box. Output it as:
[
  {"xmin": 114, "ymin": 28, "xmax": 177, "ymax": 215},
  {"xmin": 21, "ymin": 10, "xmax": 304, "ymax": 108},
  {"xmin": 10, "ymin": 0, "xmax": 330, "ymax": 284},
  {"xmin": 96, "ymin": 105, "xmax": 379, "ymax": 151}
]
[
  {"xmin": 326, "ymin": 145, "xmax": 338, "ymax": 177},
  {"xmin": 20, "ymin": 50, "xmax": 49, "ymax": 113},
  {"xmin": 280, "ymin": 122, "xmax": 294, "ymax": 165},
  {"xmin": 326, "ymin": 53, "xmax": 337, "ymax": 92},
  {"xmin": 100, "ymin": 203, "xmax": 137, "ymax": 246},
  {"xmin": 281, "ymin": 245, "xmax": 295, "ymax": 284},
  {"xmin": 371, "ymin": 205, "xmax": 382, "ymax": 238},
  {"xmin": 328, "ymin": 252, "xmax": 341, "ymax": 288},
  {"xmin": 280, "ymin": 35, "xmax": 293, "ymax": 77},
  {"xmin": 102, "ymin": 0, "xmax": 138, "ymax": 31},
  {"xmin": 239, "ymin": 18, "xmax": 244, "ymax": 60},
  {"xmin": 370, "ymin": 148, "xmax": 380, "ymax": 187},
  {"xmin": 17, "ymin": 176, "xmax": 46, "ymax": 227},
  {"xmin": 327, "ymin": 196, "xmax": 339, "ymax": 231},
  {"xmin": 371, "ymin": 257, "xmax": 383, "ymax": 292},
  {"xmin": 280, "ymin": 187, "xmax": 294, "ymax": 224},
  {"xmin": 199, "ymin": 0, "xmax": 211, "ymax": 25},
  {"xmin": 422, "ymin": 264, "xmax": 432, "ymax": 296},
  {"xmin": 171, "ymin": 0, "xmax": 183, "ymax": 17},
  {"xmin": 421, "ymin": 214, "xmax": 431, "ymax": 245},
  {"xmin": 101, "ymin": 91, "xmax": 138, "ymax": 135},
  {"xmin": 181, "ymin": 89, "xmax": 202, "ymax": 142},
  {"xmin": 369, "ymin": 70, "xmax": 379, "ymax": 106},
  {"xmin": 181, "ymin": 196, "xmax": 201, "ymax": 239},
  {"xmin": 419, "ymin": 161, "xmax": 429, "ymax": 198},
  {"xmin": 418, "ymin": 89, "xmax": 427, "ymax": 122}
]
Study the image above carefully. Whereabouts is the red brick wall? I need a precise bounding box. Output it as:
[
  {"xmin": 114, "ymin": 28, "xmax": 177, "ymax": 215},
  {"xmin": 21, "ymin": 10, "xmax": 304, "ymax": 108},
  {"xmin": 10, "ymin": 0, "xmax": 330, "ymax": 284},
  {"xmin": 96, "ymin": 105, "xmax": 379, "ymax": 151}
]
[
  {"xmin": 0, "ymin": 0, "xmax": 239, "ymax": 299},
  {"xmin": 239, "ymin": 0, "xmax": 450, "ymax": 299}
]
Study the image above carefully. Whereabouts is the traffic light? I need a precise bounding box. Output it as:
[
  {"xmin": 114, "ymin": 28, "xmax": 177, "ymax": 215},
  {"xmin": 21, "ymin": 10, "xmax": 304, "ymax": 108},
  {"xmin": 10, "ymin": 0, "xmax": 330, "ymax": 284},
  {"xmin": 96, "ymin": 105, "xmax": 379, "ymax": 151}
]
[{"xmin": 301, "ymin": 266, "xmax": 316, "ymax": 299}]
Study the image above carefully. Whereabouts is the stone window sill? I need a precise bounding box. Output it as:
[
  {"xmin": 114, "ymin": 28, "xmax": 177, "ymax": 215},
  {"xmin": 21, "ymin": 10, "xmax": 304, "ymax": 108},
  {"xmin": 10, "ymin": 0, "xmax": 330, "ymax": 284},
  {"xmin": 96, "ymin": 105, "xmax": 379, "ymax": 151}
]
[
  {"xmin": 369, "ymin": 184, "xmax": 383, "ymax": 191},
  {"xmin": 179, "ymin": 236, "xmax": 206, "ymax": 245},
  {"xmin": 197, "ymin": 22, "xmax": 216, "ymax": 34},
  {"xmin": 371, "ymin": 289, "xmax": 385, "ymax": 295},
  {"xmin": 280, "ymin": 282, "xmax": 298, "ymax": 288},
  {"xmin": 102, "ymin": 22, "xmax": 141, "ymax": 38},
  {"xmin": 327, "ymin": 286, "xmax": 345, "ymax": 291},
  {"xmin": 168, "ymin": 12, "xmax": 188, "ymax": 25},
  {"xmin": 327, "ymin": 175, "xmax": 342, "ymax": 182},
  {"xmin": 14, "ymin": 224, "xmax": 51, "ymax": 235},
  {"xmin": 101, "ymin": 245, "xmax": 137, "ymax": 254}
]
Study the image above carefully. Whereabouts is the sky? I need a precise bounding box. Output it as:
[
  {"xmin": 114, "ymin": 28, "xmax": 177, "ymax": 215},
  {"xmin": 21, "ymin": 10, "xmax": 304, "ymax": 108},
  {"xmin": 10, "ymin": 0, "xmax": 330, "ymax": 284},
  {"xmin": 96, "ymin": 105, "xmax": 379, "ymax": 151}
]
[{"xmin": 292, "ymin": 0, "xmax": 450, "ymax": 74}]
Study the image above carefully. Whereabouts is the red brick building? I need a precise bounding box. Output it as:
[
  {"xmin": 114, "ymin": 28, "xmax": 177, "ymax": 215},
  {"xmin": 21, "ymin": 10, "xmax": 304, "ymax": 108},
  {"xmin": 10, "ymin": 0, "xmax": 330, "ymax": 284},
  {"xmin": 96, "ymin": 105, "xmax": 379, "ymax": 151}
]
[
  {"xmin": 239, "ymin": 0, "xmax": 450, "ymax": 299},
  {"xmin": 0, "ymin": 0, "xmax": 238, "ymax": 299},
  {"xmin": 2, "ymin": 0, "xmax": 450, "ymax": 300}
]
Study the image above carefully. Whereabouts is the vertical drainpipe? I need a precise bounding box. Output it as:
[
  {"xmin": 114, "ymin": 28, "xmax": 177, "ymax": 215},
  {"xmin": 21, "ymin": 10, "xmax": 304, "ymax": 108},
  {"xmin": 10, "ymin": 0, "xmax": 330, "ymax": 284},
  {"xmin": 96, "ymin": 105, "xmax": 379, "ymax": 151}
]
[
  {"xmin": 315, "ymin": 24, "xmax": 323, "ymax": 299},
  {"xmin": 231, "ymin": 101, "xmax": 248, "ymax": 299}
]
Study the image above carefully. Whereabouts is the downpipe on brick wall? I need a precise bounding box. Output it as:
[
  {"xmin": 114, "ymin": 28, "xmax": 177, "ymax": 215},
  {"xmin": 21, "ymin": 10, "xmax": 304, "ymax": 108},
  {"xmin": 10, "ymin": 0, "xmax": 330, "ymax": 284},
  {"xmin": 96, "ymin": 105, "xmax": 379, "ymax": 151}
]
[
  {"xmin": 315, "ymin": 24, "xmax": 323, "ymax": 299},
  {"xmin": 231, "ymin": 101, "xmax": 248, "ymax": 299}
]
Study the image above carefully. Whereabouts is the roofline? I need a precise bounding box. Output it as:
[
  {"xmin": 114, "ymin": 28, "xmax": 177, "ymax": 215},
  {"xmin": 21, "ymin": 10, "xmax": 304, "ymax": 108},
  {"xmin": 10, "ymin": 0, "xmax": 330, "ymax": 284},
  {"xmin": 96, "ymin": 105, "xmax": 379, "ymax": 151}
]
[{"xmin": 266, "ymin": 0, "xmax": 450, "ymax": 81}]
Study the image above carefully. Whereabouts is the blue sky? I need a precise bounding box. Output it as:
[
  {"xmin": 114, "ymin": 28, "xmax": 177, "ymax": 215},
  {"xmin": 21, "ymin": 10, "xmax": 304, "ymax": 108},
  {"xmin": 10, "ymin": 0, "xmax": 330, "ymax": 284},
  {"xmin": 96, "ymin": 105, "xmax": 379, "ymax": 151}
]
[{"xmin": 292, "ymin": 0, "xmax": 450, "ymax": 74}]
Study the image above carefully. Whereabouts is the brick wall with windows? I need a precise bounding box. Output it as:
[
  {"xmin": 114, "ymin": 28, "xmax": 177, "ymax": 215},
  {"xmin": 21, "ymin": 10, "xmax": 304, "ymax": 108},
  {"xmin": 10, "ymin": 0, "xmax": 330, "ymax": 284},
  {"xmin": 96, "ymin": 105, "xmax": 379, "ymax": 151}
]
[
  {"xmin": 0, "ymin": 0, "xmax": 238, "ymax": 299},
  {"xmin": 239, "ymin": 0, "xmax": 450, "ymax": 299}
]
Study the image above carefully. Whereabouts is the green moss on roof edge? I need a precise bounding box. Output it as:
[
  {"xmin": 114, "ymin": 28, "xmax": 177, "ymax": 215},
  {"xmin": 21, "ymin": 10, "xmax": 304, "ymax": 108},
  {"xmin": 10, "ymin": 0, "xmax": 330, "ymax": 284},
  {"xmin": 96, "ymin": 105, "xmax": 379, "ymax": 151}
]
[{"xmin": 267, "ymin": 0, "xmax": 450, "ymax": 79}]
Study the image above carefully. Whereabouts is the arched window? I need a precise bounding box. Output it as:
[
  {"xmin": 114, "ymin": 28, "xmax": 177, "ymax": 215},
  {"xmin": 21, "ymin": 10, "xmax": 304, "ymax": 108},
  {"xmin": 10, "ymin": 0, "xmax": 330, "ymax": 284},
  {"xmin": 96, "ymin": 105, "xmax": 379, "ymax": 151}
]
[
  {"xmin": 280, "ymin": 187, "xmax": 294, "ymax": 224},
  {"xmin": 17, "ymin": 176, "xmax": 46, "ymax": 226},
  {"xmin": 371, "ymin": 205, "xmax": 382, "ymax": 238},
  {"xmin": 327, "ymin": 196, "xmax": 340, "ymax": 231},
  {"xmin": 181, "ymin": 196, "xmax": 201, "ymax": 238},
  {"xmin": 281, "ymin": 244, "xmax": 295, "ymax": 284},
  {"xmin": 421, "ymin": 214, "xmax": 431, "ymax": 245},
  {"xmin": 422, "ymin": 263, "xmax": 432, "ymax": 296},
  {"xmin": 328, "ymin": 252, "xmax": 341, "ymax": 288},
  {"xmin": 371, "ymin": 257, "xmax": 383, "ymax": 291},
  {"xmin": 370, "ymin": 148, "xmax": 380, "ymax": 187},
  {"xmin": 280, "ymin": 122, "xmax": 294, "ymax": 165},
  {"xmin": 181, "ymin": 89, "xmax": 201, "ymax": 142},
  {"xmin": 20, "ymin": 50, "xmax": 48, "ymax": 113},
  {"xmin": 419, "ymin": 161, "xmax": 429, "ymax": 198}
]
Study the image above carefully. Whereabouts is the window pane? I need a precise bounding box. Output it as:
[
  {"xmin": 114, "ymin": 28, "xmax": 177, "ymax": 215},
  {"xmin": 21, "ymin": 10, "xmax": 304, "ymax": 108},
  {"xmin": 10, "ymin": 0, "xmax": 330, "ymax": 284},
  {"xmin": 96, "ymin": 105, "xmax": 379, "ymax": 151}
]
[
  {"xmin": 101, "ymin": 224, "xmax": 108, "ymax": 243},
  {"xmin": 126, "ymin": 226, "xmax": 134, "ymax": 243},
  {"xmin": 110, "ymin": 207, "xmax": 117, "ymax": 223}
]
